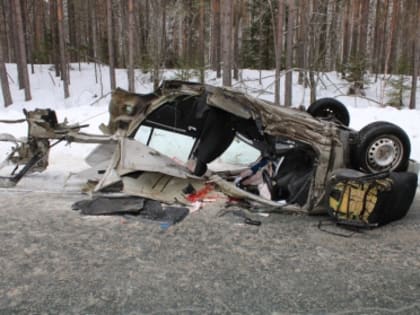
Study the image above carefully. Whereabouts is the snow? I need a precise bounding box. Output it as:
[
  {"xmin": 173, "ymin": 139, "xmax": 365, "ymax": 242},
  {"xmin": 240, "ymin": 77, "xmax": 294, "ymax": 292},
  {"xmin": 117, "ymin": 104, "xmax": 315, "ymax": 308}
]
[{"xmin": 0, "ymin": 63, "xmax": 419, "ymax": 191}]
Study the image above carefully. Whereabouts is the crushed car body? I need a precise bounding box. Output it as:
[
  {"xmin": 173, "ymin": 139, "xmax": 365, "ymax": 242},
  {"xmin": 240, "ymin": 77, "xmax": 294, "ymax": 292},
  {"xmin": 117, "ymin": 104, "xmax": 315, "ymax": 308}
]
[{"xmin": 0, "ymin": 80, "xmax": 418, "ymax": 217}]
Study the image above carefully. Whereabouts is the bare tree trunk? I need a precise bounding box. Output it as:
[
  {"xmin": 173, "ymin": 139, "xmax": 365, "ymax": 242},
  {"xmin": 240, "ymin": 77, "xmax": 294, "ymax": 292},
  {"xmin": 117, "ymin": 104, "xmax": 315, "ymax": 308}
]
[
  {"xmin": 49, "ymin": 0, "xmax": 60, "ymax": 77},
  {"xmin": 233, "ymin": 0, "xmax": 241, "ymax": 81},
  {"xmin": 409, "ymin": 1, "xmax": 420, "ymax": 109},
  {"xmin": 0, "ymin": 44, "xmax": 12, "ymax": 106},
  {"xmin": 107, "ymin": 0, "xmax": 116, "ymax": 90},
  {"xmin": 380, "ymin": 0, "xmax": 390, "ymax": 75},
  {"xmin": 127, "ymin": 0, "xmax": 135, "ymax": 92},
  {"xmin": 274, "ymin": 0, "xmax": 285, "ymax": 105},
  {"xmin": 372, "ymin": 0, "xmax": 382, "ymax": 74},
  {"xmin": 33, "ymin": 0, "xmax": 41, "ymax": 65},
  {"xmin": 308, "ymin": 0, "xmax": 318, "ymax": 103},
  {"xmin": 297, "ymin": 0, "xmax": 308, "ymax": 85},
  {"xmin": 349, "ymin": 0, "xmax": 361, "ymax": 58},
  {"xmin": 199, "ymin": 0, "xmax": 205, "ymax": 83},
  {"xmin": 317, "ymin": 0, "xmax": 328, "ymax": 71},
  {"xmin": 365, "ymin": 0, "xmax": 376, "ymax": 73},
  {"xmin": 388, "ymin": 0, "xmax": 399, "ymax": 74},
  {"xmin": 358, "ymin": 0, "xmax": 370, "ymax": 57},
  {"xmin": 284, "ymin": 0, "xmax": 295, "ymax": 107},
  {"xmin": 20, "ymin": 0, "xmax": 33, "ymax": 74},
  {"xmin": 160, "ymin": 0, "xmax": 166, "ymax": 67},
  {"xmin": 309, "ymin": 72, "xmax": 316, "ymax": 103},
  {"xmin": 0, "ymin": 0, "xmax": 10, "ymax": 62},
  {"xmin": 403, "ymin": 1, "xmax": 415, "ymax": 70},
  {"xmin": 341, "ymin": 1, "xmax": 351, "ymax": 68},
  {"xmin": 212, "ymin": 0, "xmax": 221, "ymax": 78},
  {"xmin": 324, "ymin": 0, "xmax": 335, "ymax": 71},
  {"xmin": 68, "ymin": 0, "xmax": 77, "ymax": 61},
  {"xmin": 384, "ymin": 0, "xmax": 397, "ymax": 77},
  {"xmin": 150, "ymin": 0, "xmax": 162, "ymax": 90},
  {"xmin": 89, "ymin": 0, "xmax": 99, "ymax": 83},
  {"xmin": 57, "ymin": 0, "xmax": 69, "ymax": 98},
  {"xmin": 10, "ymin": 0, "xmax": 23, "ymax": 89},
  {"xmin": 114, "ymin": 1, "xmax": 125, "ymax": 68},
  {"xmin": 142, "ymin": 0, "xmax": 150, "ymax": 62},
  {"xmin": 258, "ymin": 15, "xmax": 264, "ymax": 84},
  {"xmin": 15, "ymin": 0, "xmax": 31, "ymax": 100},
  {"xmin": 409, "ymin": 42, "xmax": 418, "ymax": 110},
  {"xmin": 221, "ymin": 0, "xmax": 232, "ymax": 86}
]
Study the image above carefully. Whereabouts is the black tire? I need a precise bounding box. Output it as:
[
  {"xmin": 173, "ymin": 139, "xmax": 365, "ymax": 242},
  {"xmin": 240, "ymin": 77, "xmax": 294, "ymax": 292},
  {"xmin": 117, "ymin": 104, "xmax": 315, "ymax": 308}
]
[
  {"xmin": 353, "ymin": 121, "xmax": 411, "ymax": 173},
  {"xmin": 307, "ymin": 98, "xmax": 350, "ymax": 126}
]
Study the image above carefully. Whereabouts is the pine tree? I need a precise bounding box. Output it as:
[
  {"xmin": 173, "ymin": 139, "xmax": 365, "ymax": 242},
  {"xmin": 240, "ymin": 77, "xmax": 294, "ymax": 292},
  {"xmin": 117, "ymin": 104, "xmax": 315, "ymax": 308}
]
[
  {"xmin": 14, "ymin": 0, "xmax": 31, "ymax": 100},
  {"xmin": 107, "ymin": 0, "xmax": 116, "ymax": 90},
  {"xmin": 127, "ymin": 0, "xmax": 135, "ymax": 92},
  {"xmin": 222, "ymin": 0, "xmax": 233, "ymax": 86},
  {"xmin": 0, "ymin": 44, "xmax": 12, "ymax": 106},
  {"xmin": 57, "ymin": 0, "xmax": 69, "ymax": 98}
]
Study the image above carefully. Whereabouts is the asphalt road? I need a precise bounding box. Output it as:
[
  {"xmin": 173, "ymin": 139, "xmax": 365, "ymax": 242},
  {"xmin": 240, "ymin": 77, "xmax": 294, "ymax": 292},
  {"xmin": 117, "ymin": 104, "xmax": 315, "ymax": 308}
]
[{"xmin": 0, "ymin": 189, "xmax": 419, "ymax": 315}]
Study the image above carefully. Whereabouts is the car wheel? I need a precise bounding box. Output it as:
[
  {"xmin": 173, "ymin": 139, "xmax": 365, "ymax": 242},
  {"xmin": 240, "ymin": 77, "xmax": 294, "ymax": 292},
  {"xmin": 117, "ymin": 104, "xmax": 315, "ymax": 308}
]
[
  {"xmin": 307, "ymin": 98, "xmax": 350, "ymax": 126},
  {"xmin": 353, "ymin": 121, "xmax": 410, "ymax": 173}
]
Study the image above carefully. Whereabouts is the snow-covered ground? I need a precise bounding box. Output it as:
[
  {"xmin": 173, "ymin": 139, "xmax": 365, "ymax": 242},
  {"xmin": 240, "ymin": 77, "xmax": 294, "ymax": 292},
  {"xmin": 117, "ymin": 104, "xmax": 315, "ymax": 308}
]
[{"xmin": 0, "ymin": 63, "xmax": 419, "ymax": 190}]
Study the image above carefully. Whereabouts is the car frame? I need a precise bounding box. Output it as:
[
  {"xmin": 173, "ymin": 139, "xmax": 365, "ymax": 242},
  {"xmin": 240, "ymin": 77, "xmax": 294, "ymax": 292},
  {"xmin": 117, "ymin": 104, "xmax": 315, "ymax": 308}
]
[
  {"xmin": 0, "ymin": 80, "xmax": 415, "ymax": 214},
  {"xmin": 101, "ymin": 80, "xmax": 414, "ymax": 213}
]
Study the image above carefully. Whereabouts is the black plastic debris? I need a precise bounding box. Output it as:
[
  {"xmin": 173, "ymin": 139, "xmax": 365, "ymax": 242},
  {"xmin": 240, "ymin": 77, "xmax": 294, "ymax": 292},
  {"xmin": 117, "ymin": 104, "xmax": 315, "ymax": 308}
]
[
  {"xmin": 72, "ymin": 196, "xmax": 144, "ymax": 215},
  {"xmin": 218, "ymin": 208, "xmax": 262, "ymax": 226},
  {"xmin": 140, "ymin": 200, "xmax": 189, "ymax": 225},
  {"xmin": 72, "ymin": 197, "xmax": 189, "ymax": 225}
]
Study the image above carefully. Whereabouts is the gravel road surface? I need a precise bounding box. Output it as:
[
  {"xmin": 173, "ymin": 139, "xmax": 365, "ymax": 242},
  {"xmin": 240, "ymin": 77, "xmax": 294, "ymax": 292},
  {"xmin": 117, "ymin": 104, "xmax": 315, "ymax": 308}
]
[{"xmin": 1, "ymin": 189, "xmax": 419, "ymax": 315}]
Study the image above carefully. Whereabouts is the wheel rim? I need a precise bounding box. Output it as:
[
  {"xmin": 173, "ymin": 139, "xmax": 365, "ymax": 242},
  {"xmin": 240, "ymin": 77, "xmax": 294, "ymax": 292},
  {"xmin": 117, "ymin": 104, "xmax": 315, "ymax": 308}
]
[{"xmin": 365, "ymin": 135, "xmax": 404, "ymax": 172}]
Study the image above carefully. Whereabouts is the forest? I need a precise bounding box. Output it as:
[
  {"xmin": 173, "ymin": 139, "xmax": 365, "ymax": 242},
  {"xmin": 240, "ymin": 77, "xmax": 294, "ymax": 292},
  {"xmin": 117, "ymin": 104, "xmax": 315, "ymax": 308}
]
[{"xmin": 0, "ymin": 0, "xmax": 419, "ymax": 108}]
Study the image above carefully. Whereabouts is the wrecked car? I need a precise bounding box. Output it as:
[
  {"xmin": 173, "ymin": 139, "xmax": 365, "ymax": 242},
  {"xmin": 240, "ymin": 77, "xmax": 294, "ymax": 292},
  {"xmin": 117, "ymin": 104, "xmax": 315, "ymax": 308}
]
[{"xmin": 0, "ymin": 80, "xmax": 418, "ymax": 215}]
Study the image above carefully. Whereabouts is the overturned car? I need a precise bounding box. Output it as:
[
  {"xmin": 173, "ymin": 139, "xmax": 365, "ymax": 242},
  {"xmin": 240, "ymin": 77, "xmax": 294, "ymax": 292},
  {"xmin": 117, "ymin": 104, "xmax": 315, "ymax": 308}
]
[{"xmin": 0, "ymin": 80, "xmax": 418, "ymax": 217}]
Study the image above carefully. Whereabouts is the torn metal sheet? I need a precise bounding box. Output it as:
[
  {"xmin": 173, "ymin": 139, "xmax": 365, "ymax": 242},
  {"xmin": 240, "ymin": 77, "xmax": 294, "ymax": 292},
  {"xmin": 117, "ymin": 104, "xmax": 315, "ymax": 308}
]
[
  {"xmin": 118, "ymin": 138, "xmax": 196, "ymax": 179},
  {"xmin": 122, "ymin": 172, "xmax": 206, "ymax": 204},
  {"xmin": 93, "ymin": 141, "xmax": 122, "ymax": 192},
  {"xmin": 93, "ymin": 137, "xmax": 204, "ymax": 195},
  {"xmin": 206, "ymin": 89, "xmax": 253, "ymax": 119},
  {"xmin": 85, "ymin": 143, "xmax": 117, "ymax": 167},
  {"xmin": 91, "ymin": 138, "xmax": 207, "ymax": 203},
  {"xmin": 77, "ymin": 160, "xmax": 110, "ymax": 182}
]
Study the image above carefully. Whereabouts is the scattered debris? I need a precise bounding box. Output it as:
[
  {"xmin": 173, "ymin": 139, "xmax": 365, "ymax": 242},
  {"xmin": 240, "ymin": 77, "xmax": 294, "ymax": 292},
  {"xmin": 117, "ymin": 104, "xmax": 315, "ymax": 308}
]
[
  {"xmin": 72, "ymin": 196, "xmax": 189, "ymax": 226},
  {"xmin": 218, "ymin": 209, "xmax": 262, "ymax": 226}
]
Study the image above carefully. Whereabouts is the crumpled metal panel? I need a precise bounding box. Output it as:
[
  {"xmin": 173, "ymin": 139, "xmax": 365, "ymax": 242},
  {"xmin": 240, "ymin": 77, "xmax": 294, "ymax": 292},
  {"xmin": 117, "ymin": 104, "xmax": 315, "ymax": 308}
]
[
  {"xmin": 85, "ymin": 143, "xmax": 117, "ymax": 167},
  {"xmin": 94, "ymin": 138, "xmax": 205, "ymax": 202},
  {"xmin": 122, "ymin": 173, "xmax": 205, "ymax": 204},
  {"xmin": 118, "ymin": 138, "xmax": 197, "ymax": 179}
]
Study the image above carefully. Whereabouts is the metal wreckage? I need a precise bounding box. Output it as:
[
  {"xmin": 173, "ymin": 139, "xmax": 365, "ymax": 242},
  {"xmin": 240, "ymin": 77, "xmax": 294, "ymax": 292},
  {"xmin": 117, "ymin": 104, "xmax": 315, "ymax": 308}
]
[{"xmin": 0, "ymin": 81, "xmax": 418, "ymax": 226}]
